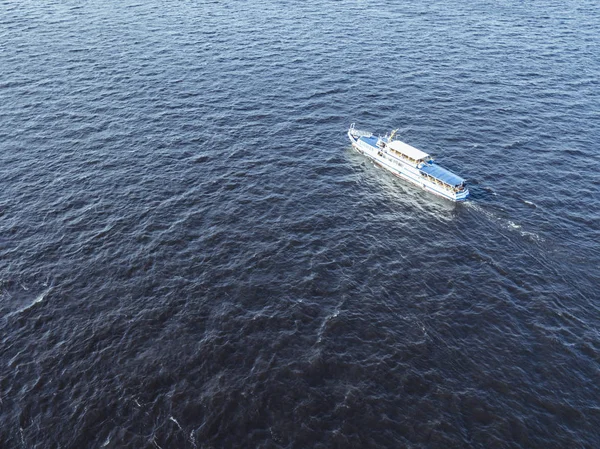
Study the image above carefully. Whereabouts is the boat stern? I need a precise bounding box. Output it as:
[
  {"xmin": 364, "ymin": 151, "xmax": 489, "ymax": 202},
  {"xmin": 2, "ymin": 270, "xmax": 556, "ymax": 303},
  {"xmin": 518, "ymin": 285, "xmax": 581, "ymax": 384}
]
[{"xmin": 454, "ymin": 187, "xmax": 470, "ymax": 201}]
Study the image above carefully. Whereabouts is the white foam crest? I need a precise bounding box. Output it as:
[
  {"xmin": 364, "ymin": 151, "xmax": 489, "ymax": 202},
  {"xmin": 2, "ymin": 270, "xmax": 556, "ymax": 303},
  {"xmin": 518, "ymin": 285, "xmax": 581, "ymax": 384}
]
[
  {"xmin": 169, "ymin": 416, "xmax": 183, "ymax": 431},
  {"xmin": 7, "ymin": 286, "xmax": 52, "ymax": 318},
  {"xmin": 315, "ymin": 307, "xmax": 342, "ymax": 344}
]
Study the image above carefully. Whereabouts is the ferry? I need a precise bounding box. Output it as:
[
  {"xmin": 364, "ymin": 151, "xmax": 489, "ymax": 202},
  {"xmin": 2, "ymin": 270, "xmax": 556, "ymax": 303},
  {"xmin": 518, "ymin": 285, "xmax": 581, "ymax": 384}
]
[{"xmin": 348, "ymin": 124, "xmax": 469, "ymax": 202}]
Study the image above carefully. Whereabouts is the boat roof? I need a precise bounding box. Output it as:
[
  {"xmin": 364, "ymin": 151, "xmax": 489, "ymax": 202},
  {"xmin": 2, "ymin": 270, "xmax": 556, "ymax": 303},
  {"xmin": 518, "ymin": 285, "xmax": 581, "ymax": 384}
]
[
  {"xmin": 388, "ymin": 140, "xmax": 429, "ymax": 160},
  {"xmin": 359, "ymin": 135, "xmax": 379, "ymax": 146},
  {"xmin": 421, "ymin": 163, "xmax": 465, "ymax": 186}
]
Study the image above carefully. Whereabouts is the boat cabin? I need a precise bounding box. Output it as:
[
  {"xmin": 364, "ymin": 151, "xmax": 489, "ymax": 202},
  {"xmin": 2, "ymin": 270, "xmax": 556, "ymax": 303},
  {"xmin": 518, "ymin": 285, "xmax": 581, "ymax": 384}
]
[
  {"xmin": 420, "ymin": 162, "xmax": 466, "ymax": 192},
  {"xmin": 387, "ymin": 140, "xmax": 431, "ymax": 166}
]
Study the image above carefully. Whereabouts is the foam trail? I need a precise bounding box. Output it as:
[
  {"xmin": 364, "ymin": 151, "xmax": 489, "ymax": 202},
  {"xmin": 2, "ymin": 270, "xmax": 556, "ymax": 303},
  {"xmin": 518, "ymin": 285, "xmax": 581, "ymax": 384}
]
[{"xmin": 465, "ymin": 201, "xmax": 542, "ymax": 241}]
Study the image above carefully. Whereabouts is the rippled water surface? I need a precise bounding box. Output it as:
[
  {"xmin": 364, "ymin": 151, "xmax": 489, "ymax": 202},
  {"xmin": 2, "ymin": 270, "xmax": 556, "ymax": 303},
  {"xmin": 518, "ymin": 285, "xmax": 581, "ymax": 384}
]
[{"xmin": 1, "ymin": 0, "xmax": 600, "ymax": 447}]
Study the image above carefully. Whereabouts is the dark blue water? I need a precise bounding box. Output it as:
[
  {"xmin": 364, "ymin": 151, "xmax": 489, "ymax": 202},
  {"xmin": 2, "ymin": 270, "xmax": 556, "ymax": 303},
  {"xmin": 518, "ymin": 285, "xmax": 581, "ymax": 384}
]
[{"xmin": 1, "ymin": 0, "xmax": 600, "ymax": 447}]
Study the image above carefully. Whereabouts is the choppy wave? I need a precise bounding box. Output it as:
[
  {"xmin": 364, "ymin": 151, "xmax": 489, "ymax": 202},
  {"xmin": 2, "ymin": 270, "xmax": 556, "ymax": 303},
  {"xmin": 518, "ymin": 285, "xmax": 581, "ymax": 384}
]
[{"xmin": 1, "ymin": 0, "xmax": 599, "ymax": 447}]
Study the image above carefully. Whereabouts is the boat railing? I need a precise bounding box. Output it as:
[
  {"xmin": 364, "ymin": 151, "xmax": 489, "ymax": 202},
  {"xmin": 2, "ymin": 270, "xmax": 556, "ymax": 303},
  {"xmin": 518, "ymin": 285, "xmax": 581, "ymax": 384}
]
[{"xmin": 349, "ymin": 123, "xmax": 373, "ymax": 138}]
